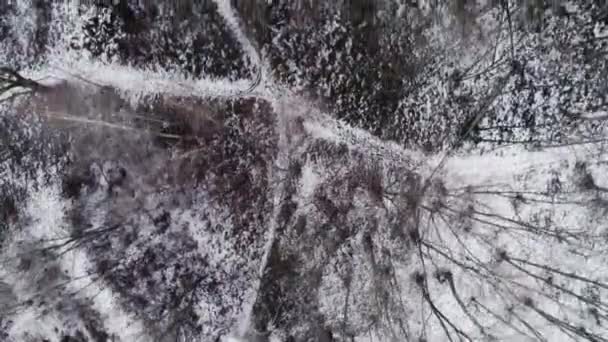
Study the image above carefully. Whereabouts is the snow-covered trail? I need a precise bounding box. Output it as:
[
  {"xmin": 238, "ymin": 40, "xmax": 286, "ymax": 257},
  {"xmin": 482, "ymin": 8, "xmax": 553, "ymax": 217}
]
[
  {"xmin": 212, "ymin": 0, "xmax": 261, "ymax": 72},
  {"xmin": 441, "ymin": 145, "xmax": 594, "ymax": 189},
  {"xmin": 44, "ymin": 61, "xmax": 270, "ymax": 105}
]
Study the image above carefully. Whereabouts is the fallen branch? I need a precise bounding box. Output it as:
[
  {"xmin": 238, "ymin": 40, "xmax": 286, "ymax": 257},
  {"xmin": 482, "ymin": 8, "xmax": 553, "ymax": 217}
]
[{"xmin": 42, "ymin": 112, "xmax": 183, "ymax": 140}]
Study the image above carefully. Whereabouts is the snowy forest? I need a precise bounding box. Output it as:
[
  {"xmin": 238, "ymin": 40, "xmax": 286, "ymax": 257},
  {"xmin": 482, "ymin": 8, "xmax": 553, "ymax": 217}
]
[{"xmin": 2, "ymin": 0, "xmax": 608, "ymax": 341}]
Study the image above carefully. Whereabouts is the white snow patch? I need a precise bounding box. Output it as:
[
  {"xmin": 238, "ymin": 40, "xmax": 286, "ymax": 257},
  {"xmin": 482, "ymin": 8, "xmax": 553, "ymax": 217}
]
[
  {"xmin": 299, "ymin": 160, "xmax": 321, "ymax": 199},
  {"xmin": 441, "ymin": 146, "xmax": 578, "ymax": 188},
  {"xmin": 1, "ymin": 184, "xmax": 147, "ymax": 342}
]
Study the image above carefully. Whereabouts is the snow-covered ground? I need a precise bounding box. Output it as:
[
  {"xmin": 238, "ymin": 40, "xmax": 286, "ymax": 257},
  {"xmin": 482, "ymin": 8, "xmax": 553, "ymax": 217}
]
[
  {"xmin": 1, "ymin": 183, "xmax": 147, "ymax": 342},
  {"xmin": 2, "ymin": 1, "xmax": 608, "ymax": 341}
]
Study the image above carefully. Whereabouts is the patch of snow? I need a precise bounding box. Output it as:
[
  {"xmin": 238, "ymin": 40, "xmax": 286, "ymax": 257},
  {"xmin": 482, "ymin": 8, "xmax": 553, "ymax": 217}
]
[
  {"xmin": 397, "ymin": 4, "xmax": 407, "ymax": 17},
  {"xmin": 0, "ymin": 183, "xmax": 147, "ymax": 342},
  {"xmin": 221, "ymin": 336, "xmax": 247, "ymax": 342},
  {"xmin": 299, "ymin": 160, "xmax": 321, "ymax": 200}
]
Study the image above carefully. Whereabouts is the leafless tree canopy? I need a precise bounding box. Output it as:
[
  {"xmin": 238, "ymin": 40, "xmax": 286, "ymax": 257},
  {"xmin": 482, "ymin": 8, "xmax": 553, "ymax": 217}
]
[{"xmin": 1, "ymin": 1, "xmax": 608, "ymax": 342}]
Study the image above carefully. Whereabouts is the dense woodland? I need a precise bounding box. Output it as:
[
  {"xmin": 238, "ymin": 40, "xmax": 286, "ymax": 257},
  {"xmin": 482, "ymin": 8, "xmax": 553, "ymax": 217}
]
[{"xmin": 2, "ymin": 1, "xmax": 608, "ymax": 341}]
